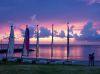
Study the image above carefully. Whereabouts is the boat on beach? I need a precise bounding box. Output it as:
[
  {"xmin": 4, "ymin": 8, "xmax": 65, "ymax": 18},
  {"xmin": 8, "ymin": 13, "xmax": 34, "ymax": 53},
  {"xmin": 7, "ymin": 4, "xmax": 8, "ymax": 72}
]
[{"xmin": 0, "ymin": 48, "xmax": 34, "ymax": 53}]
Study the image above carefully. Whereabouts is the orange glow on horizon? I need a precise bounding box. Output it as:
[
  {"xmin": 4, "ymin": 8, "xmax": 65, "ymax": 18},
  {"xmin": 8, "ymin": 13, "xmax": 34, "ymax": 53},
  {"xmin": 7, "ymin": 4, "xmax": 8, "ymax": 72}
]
[{"xmin": 0, "ymin": 21, "xmax": 100, "ymax": 44}]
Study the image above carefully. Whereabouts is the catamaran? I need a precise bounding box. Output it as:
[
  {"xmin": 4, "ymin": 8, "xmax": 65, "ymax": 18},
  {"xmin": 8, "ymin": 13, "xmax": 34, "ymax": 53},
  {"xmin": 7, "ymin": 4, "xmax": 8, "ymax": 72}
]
[
  {"xmin": 7, "ymin": 25, "xmax": 15, "ymax": 58},
  {"xmin": 19, "ymin": 25, "xmax": 34, "ymax": 63},
  {"xmin": 22, "ymin": 25, "xmax": 30, "ymax": 57},
  {"xmin": 5, "ymin": 25, "xmax": 17, "ymax": 62}
]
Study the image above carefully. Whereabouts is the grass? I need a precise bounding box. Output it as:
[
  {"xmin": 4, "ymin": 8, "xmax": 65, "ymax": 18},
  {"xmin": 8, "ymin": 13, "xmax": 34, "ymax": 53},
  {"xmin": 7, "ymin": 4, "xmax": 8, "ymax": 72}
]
[{"xmin": 0, "ymin": 62, "xmax": 100, "ymax": 74}]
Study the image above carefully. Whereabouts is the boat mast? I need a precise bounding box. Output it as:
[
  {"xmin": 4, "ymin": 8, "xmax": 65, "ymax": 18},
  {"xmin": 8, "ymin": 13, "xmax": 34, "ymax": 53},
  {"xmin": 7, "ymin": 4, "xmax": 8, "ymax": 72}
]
[
  {"xmin": 36, "ymin": 25, "xmax": 39, "ymax": 59},
  {"xmin": 67, "ymin": 22, "xmax": 70, "ymax": 60},
  {"xmin": 26, "ymin": 25, "xmax": 30, "ymax": 56},
  {"xmin": 51, "ymin": 24, "xmax": 54, "ymax": 60}
]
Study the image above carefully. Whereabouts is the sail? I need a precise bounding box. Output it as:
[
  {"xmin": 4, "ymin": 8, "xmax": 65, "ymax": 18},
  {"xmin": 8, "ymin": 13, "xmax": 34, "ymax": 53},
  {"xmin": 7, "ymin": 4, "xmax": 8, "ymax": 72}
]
[
  {"xmin": 22, "ymin": 25, "xmax": 30, "ymax": 56},
  {"xmin": 7, "ymin": 25, "xmax": 14, "ymax": 57}
]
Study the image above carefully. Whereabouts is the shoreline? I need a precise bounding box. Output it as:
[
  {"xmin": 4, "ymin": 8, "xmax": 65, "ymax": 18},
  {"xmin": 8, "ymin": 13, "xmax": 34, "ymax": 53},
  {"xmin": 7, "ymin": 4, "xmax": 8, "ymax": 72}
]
[{"xmin": 0, "ymin": 56, "xmax": 100, "ymax": 66}]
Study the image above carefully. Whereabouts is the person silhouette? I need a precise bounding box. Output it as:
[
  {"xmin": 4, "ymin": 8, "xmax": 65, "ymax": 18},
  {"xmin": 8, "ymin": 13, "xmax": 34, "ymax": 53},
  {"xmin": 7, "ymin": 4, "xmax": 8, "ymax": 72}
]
[
  {"xmin": 91, "ymin": 53, "xmax": 95, "ymax": 66},
  {"xmin": 89, "ymin": 53, "xmax": 95, "ymax": 66},
  {"xmin": 89, "ymin": 54, "xmax": 91, "ymax": 66}
]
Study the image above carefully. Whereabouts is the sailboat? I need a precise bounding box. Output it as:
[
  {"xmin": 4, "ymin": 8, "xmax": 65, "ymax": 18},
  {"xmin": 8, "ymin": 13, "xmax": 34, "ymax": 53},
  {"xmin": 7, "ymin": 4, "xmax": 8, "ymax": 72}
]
[
  {"xmin": 4, "ymin": 25, "xmax": 17, "ymax": 62},
  {"xmin": 20, "ymin": 25, "xmax": 34, "ymax": 63},
  {"xmin": 22, "ymin": 25, "xmax": 30, "ymax": 56},
  {"xmin": 7, "ymin": 25, "xmax": 15, "ymax": 58}
]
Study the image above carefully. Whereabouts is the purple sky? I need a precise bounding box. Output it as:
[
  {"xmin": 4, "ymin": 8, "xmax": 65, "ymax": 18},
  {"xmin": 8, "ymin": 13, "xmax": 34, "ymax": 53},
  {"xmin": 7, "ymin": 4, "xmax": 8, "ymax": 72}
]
[
  {"xmin": 0, "ymin": 0, "xmax": 100, "ymax": 24},
  {"xmin": 0, "ymin": 0, "xmax": 100, "ymax": 44}
]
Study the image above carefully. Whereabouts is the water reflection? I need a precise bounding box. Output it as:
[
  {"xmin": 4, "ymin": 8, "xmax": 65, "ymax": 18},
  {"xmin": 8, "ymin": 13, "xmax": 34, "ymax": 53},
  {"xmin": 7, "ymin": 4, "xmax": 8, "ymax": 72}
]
[{"xmin": 0, "ymin": 45, "xmax": 100, "ymax": 61}]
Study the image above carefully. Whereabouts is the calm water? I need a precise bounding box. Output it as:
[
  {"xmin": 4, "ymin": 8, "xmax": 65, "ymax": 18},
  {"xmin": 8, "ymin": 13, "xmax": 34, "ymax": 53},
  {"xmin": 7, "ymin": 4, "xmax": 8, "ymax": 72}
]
[{"xmin": 0, "ymin": 44, "xmax": 100, "ymax": 61}]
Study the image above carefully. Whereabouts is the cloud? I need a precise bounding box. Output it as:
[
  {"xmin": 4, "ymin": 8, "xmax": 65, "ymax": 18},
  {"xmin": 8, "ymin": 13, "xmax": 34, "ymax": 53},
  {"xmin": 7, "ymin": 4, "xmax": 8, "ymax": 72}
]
[
  {"xmin": 75, "ymin": 21, "xmax": 100, "ymax": 41},
  {"xmin": 58, "ymin": 30, "xmax": 65, "ymax": 38},
  {"xmin": 53, "ymin": 29, "xmax": 73, "ymax": 38},
  {"xmin": 18, "ymin": 25, "xmax": 74, "ymax": 39},
  {"xmin": 69, "ymin": 25, "xmax": 74, "ymax": 38},
  {"xmin": 87, "ymin": 0, "xmax": 100, "ymax": 5},
  {"xmin": 39, "ymin": 27, "xmax": 51, "ymax": 38},
  {"xmin": 39, "ymin": 28, "xmax": 71, "ymax": 38},
  {"xmin": 7, "ymin": 20, "xmax": 75, "ymax": 39},
  {"xmin": 18, "ymin": 25, "xmax": 36, "ymax": 38},
  {"xmin": 16, "ymin": 14, "xmax": 38, "ymax": 38},
  {"xmin": 78, "ymin": 0, "xmax": 100, "ymax": 5},
  {"xmin": 29, "ymin": 26, "xmax": 36, "ymax": 38},
  {"xmin": 31, "ymin": 14, "xmax": 38, "ymax": 25}
]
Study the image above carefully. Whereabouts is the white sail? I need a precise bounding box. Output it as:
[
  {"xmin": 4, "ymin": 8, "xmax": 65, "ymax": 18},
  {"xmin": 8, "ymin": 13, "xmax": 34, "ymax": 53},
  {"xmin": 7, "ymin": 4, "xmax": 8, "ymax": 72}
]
[
  {"xmin": 23, "ymin": 42, "xmax": 28, "ymax": 56},
  {"xmin": 7, "ymin": 25, "xmax": 14, "ymax": 57}
]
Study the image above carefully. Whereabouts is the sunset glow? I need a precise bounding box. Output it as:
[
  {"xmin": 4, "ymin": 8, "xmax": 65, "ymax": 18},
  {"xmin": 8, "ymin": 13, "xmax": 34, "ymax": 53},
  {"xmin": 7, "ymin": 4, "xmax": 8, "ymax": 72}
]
[{"xmin": 0, "ymin": 0, "xmax": 99, "ymax": 45}]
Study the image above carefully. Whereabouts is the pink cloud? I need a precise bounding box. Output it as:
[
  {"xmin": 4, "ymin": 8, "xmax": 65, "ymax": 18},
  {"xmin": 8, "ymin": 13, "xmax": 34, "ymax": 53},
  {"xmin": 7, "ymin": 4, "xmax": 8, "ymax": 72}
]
[
  {"xmin": 78, "ymin": 0, "xmax": 100, "ymax": 5},
  {"xmin": 87, "ymin": 0, "xmax": 100, "ymax": 5}
]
